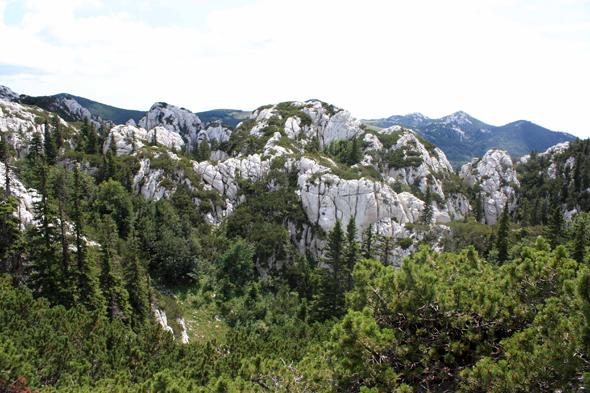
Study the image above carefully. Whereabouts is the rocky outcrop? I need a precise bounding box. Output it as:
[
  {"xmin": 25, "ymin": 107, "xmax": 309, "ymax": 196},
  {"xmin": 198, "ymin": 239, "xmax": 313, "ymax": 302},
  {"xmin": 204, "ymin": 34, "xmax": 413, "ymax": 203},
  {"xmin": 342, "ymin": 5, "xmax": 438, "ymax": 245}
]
[
  {"xmin": 153, "ymin": 308, "xmax": 190, "ymax": 344},
  {"xmin": 460, "ymin": 149, "xmax": 519, "ymax": 224},
  {"xmin": 48, "ymin": 97, "xmax": 102, "ymax": 129},
  {"xmin": 137, "ymin": 102, "xmax": 233, "ymax": 150},
  {"xmin": 0, "ymin": 86, "xmax": 19, "ymax": 102},
  {"xmin": 196, "ymin": 121, "xmax": 232, "ymax": 144},
  {"xmin": 138, "ymin": 102, "xmax": 202, "ymax": 147},
  {"xmin": 0, "ymin": 100, "xmax": 73, "ymax": 157},
  {"xmin": 250, "ymin": 101, "xmax": 364, "ymax": 149},
  {"xmin": 381, "ymin": 128, "xmax": 453, "ymax": 195},
  {"xmin": 0, "ymin": 161, "xmax": 40, "ymax": 224},
  {"xmin": 103, "ymin": 124, "xmax": 185, "ymax": 156}
]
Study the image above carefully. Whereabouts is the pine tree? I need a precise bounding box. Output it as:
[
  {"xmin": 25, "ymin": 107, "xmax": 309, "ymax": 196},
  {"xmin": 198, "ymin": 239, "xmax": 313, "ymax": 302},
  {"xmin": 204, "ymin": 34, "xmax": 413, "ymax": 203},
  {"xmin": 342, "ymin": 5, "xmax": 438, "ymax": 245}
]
[
  {"xmin": 85, "ymin": 123, "xmax": 98, "ymax": 155},
  {"xmin": 28, "ymin": 132, "xmax": 44, "ymax": 162},
  {"xmin": 109, "ymin": 133, "xmax": 117, "ymax": 156},
  {"xmin": 73, "ymin": 168, "xmax": 104, "ymax": 311},
  {"xmin": 0, "ymin": 193, "xmax": 22, "ymax": 280},
  {"xmin": 572, "ymin": 214, "xmax": 588, "ymax": 264},
  {"xmin": 318, "ymin": 219, "xmax": 347, "ymax": 319},
  {"xmin": 43, "ymin": 119, "xmax": 57, "ymax": 165},
  {"xmin": 51, "ymin": 115, "xmax": 63, "ymax": 151},
  {"xmin": 574, "ymin": 153, "xmax": 582, "ymax": 194},
  {"xmin": 199, "ymin": 140, "xmax": 211, "ymax": 161},
  {"xmin": 361, "ymin": 224, "xmax": 375, "ymax": 260},
  {"xmin": 104, "ymin": 150, "xmax": 117, "ymax": 181},
  {"xmin": 26, "ymin": 164, "xmax": 63, "ymax": 304},
  {"xmin": 123, "ymin": 228, "xmax": 151, "ymax": 327},
  {"xmin": 474, "ymin": 192, "xmax": 484, "ymax": 223},
  {"xmin": 420, "ymin": 187, "xmax": 433, "ymax": 225},
  {"xmin": 494, "ymin": 200, "xmax": 511, "ymax": 264},
  {"xmin": 344, "ymin": 217, "xmax": 361, "ymax": 291},
  {"xmin": 99, "ymin": 216, "xmax": 132, "ymax": 322},
  {"xmin": 376, "ymin": 234, "xmax": 394, "ymax": 266},
  {"xmin": 77, "ymin": 118, "xmax": 89, "ymax": 152},
  {"xmin": 347, "ymin": 137, "xmax": 360, "ymax": 166},
  {"xmin": 546, "ymin": 206, "xmax": 565, "ymax": 250}
]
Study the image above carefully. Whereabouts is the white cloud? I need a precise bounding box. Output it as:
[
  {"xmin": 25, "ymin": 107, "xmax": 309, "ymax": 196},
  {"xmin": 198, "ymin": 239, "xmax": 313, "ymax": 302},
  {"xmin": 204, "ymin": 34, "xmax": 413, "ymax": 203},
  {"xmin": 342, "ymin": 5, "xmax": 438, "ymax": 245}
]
[{"xmin": 0, "ymin": 0, "xmax": 588, "ymax": 138}]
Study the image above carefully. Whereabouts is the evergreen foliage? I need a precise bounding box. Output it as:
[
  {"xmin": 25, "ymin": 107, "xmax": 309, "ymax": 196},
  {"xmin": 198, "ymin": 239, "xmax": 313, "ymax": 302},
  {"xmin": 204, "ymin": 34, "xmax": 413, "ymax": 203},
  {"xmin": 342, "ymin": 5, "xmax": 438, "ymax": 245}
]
[{"xmin": 3, "ymin": 102, "xmax": 590, "ymax": 392}]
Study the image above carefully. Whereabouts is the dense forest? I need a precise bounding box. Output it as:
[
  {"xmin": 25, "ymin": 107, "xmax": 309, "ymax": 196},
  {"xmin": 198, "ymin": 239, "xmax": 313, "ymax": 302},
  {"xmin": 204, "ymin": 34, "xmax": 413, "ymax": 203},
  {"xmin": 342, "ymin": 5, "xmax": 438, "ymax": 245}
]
[{"xmin": 1, "ymin": 103, "xmax": 590, "ymax": 393}]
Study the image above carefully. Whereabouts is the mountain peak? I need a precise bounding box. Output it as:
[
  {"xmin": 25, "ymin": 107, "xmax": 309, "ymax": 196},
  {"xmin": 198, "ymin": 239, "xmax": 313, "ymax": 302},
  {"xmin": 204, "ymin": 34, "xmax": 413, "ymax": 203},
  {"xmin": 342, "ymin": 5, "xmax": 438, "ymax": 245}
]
[{"xmin": 442, "ymin": 111, "xmax": 472, "ymax": 125}]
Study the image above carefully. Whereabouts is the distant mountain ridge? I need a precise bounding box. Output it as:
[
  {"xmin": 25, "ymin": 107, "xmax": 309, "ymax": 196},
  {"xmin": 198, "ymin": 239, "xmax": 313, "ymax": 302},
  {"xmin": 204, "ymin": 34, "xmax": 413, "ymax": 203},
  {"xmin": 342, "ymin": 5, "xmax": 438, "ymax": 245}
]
[
  {"xmin": 54, "ymin": 93, "xmax": 147, "ymax": 125},
  {"xmin": 364, "ymin": 111, "xmax": 575, "ymax": 168},
  {"xmin": 0, "ymin": 85, "xmax": 576, "ymax": 169}
]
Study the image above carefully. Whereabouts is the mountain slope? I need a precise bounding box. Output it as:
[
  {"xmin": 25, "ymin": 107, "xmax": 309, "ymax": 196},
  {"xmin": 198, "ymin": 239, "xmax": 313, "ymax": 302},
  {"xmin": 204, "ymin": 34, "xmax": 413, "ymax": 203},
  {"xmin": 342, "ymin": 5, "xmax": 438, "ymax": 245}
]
[
  {"xmin": 54, "ymin": 93, "xmax": 146, "ymax": 125},
  {"xmin": 364, "ymin": 111, "xmax": 575, "ymax": 168}
]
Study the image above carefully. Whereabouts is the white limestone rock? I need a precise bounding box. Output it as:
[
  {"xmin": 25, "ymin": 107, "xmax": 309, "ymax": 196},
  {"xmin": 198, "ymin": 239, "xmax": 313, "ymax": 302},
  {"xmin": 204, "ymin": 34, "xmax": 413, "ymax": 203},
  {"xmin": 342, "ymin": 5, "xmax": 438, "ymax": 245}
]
[
  {"xmin": 103, "ymin": 124, "xmax": 185, "ymax": 156},
  {"xmin": 0, "ymin": 86, "xmax": 19, "ymax": 102},
  {"xmin": 250, "ymin": 101, "xmax": 364, "ymax": 149},
  {"xmin": 0, "ymin": 100, "xmax": 72, "ymax": 157},
  {"xmin": 196, "ymin": 121, "xmax": 232, "ymax": 144},
  {"xmin": 177, "ymin": 317, "xmax": 190, "ymax": 344},
  {"xmin": 460, "ymin": 149, "xmax": 519, "ymax": 224},
  {"xmin": 0, "ymin": 161, "xmax": 40, "ymax": 224},
  {"xmin": 138, "ymin": 102, "xmax": 202, "ymax": 147},
  {"xmin": 363, "ymin": 133, "xmax": 383, "ymax": 151},
  {"xmin": 154, "ymin": 309, "xmax": 174, "ymax": 334}
]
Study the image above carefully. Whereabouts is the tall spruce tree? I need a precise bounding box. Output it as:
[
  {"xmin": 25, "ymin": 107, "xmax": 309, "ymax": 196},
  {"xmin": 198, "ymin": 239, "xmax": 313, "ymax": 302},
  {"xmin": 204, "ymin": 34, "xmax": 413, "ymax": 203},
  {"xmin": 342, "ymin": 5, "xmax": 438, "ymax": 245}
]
[
  {"xmin": 344, "ymin": 217, "xmax": 361, "ymax": 291},
  {"xmin": 43, "ymin": 119, "xmax": 57, "ymax": 165},
  {"xmin": 347, "ymin": 137, "xmax": 360, "ymax": 166},
  {"xmin": 361, "ymin": 224, "xmax": 375, "ymax": 260},
  {"xmin": 318, "ymin": 219, "xmax": 347, "ymax": 319},
  {"xmin": 494, "ymin": 200, "xmax": 511, "ymax": 264},
  {"xmin": 27, "ymin": 163, "xmax": 63, "ymax": 304},
  {"xmin": 376, "ymin": 234, "xmax": 393, "ymax": 266},
  {"xmin": 99, "ymin": 216, "xmax": 131, "ymax": 322},
  {"xmin": 85, "ymin": 123, "xmax": 99, "ymax": 155},
  {"xmin": 72, "ymin": 167, "xmax": 104, "ymax": 311},
  {"xmin": 572, "ymin": 214, "xmax": 588, "ymax": 264},
  {"xmin": 546, "ymin": 206, "xmax": 565, "ymax": 250},
  {"xmin": 51, "ymin": 115, "xmax": 63, "ymax": 151},
  {"xmin": 123, "ymin": 228, "xmax": 151, "ymax": 327},
  {"xmin": 420, "ymin": 187, "xmax": 433, "ymax": 225},
  {"xmin": 199, "ymin": 140, "xmax": 211, "ymax": 161}
]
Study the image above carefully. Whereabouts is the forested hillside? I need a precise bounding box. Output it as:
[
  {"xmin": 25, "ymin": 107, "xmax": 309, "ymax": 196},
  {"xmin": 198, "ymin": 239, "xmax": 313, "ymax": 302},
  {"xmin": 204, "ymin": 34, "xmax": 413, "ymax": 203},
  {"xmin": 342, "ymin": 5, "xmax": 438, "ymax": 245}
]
[{"xmin": 1, "ymin": 96, "xmax": 590, "ymax": 392}]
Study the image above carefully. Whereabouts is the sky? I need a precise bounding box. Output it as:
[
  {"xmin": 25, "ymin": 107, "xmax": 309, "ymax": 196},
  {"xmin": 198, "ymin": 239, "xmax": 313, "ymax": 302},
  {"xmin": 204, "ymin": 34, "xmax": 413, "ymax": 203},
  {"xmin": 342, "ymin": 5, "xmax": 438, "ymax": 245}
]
[{"xmin": 0, "ymin": 0, "xmax": 589, "ymax": 137}]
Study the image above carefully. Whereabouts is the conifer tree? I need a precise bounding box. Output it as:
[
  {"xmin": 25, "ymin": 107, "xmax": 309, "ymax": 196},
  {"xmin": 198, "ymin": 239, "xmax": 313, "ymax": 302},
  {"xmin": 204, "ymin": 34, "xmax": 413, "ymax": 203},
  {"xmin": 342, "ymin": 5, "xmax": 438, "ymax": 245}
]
[
  {"xmin": 28, "ymin": 132, "xmax": 44, "ymax": 162},
  {"xmin": 27, "ymin": 164, "xmax": 63, "ymax": 304},
  {"xmin": 104, "ymin": 150, "xmax": 117, "ymax": 181},
  {"xmin": 99, "ymin": 216, "xmax": 132, "ymax": 322},
  {"xmin": 546, "ymin": 206, "xmax": 565, "ymax": 250},
  {"xmin": 376, "ymin": 234, "xmax": 393, "ymax": 266},
  {"xmin": 0, "ymin": 193, "xmax": 22, "ymax": 280},
  {"xmin": 494, "ymin": 200, "xmax": 510, "ymax": 264},
  {"xmin": 51, "ymin": 114, "xmax": 62, "ymax": 151},
  {"xmin": 420, "ymin": 187, "xmax": 433, "ymax": 225},
  {"xmin": 199, "ymin": 139, "xmax": 211, "ymax": 161},
  {"xmin": 318, "ymin": 219, "xmax": 346, "ymax": 319},
  {"xmin": 347, "ymin": 137, "xmax": 360, "ymax": 166},
  {"xmin": 77, "ymin": 117, "xmax": 89, "ymax": 152},
  {"xmin": 43, "ymin": 119, "xmax": 57, "ymax": 165},
  {"xmin": 474, "ymin": 192, "xmax": 484, "ymax": 223},
  {"xmin": 109, "ymin": 133, "xmax": 117, "ymax": 156},
  {"xmin": 572, "ymin": 214, "xmax": 588, "ymax": 264},
  {"xmin": 85, "ymin": 123, "xmax": 98, "ymax": 155},
  {"xmin": 344, "ymin": 217, "xmax": 361, "ymax": 291},
  {"xmin": 73, "ymin": 168, "xmax": 104, "ymax": 311},
  {"xmin": 574, "ymin": 153, "xmax": 582, "ymax": 193},
  {"xmin": 210, "ymin": 137, "xmax": 219, "ymax": 152},
  {"xmin": 123, "ymin": 228, "xmax": 151, "ymax": 327},
  {"xmin": 361, "ymin": 224, "xmax": 375, "ymax": 260}
]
